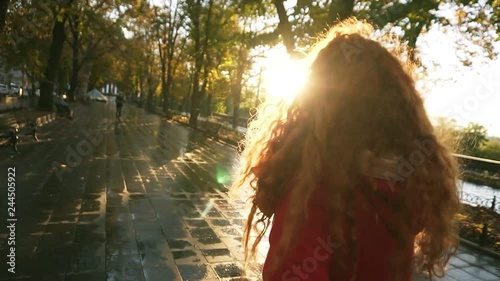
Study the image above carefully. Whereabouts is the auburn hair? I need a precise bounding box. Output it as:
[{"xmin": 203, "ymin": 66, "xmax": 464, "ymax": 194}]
[{"xmin": 232, "ymin": 19, "xmax": 460, "ymax": 280}]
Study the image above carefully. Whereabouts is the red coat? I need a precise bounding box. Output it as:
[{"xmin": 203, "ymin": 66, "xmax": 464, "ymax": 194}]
[{"xmin": 262, "ymin": 178, "xmax": 420, "ymax": 281}]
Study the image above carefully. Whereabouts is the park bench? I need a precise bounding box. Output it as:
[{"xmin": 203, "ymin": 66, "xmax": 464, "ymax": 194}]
[
  {"xmin": 201, "ymin": 120, "xmax": 222, "ymax": 141},
  {"xmin": 0, "ymin": 111, "xmax": 38, "ymax": 153}
]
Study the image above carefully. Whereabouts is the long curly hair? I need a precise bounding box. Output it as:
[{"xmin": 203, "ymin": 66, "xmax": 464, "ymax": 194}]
[{"xmin": 232, "ymin": 19, "xmax": 460, "ymax": 280}]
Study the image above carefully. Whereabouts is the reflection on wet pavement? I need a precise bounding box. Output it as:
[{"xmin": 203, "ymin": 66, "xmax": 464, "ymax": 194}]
[{"xmin": 0, "ymin": 104, "xmax": 265, "ymax": 281}]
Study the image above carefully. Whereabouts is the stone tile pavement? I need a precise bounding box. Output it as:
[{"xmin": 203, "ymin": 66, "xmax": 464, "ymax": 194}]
[{"xmin": 0, "ymin": 103, "xmax": 498, "ymax": 281}]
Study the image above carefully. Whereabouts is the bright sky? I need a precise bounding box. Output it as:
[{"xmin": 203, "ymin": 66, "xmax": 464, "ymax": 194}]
[
  {"xmin": 418, "ymin": 27, "xmax": 500, "ymax": 137},
  {"xmin": 257, "ymin": 29, "xmax": 500, "ymax": 137},
  {"xmin": 260, "ymin": 0, "xmax": 500, "ymax": 137}
]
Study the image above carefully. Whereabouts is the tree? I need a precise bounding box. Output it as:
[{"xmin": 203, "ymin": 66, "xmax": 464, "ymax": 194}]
[
  {"xmin": 0, "ymin": 0, "xmax": 9, "ymax": 32},
  {"xmin": 457, "ymin": 123, "xmax": 489, "ymax": 155},
  {"xmin": 38, "ymin": 0, "xmax": 76, "ymax": 111},
  {"xmin": 433, "ymin": 117, "xmax": 461, "ymax": 151},
  {"xmin": 224, "ymin": 11, "xmax": 256, "ymax": 129},
  {"xmin": 273, "ymin": 0, "xmax": 295, "ymax": 55},
  {"xmin": 66, "ymin": 0, "xmax": 133, "ymax": 101},
  {"xmin": 267, "ymin": 0, "xmax": 499, "ymax": 65},
  {"xmin": 475, "ymin": 140, "xmax": 500, "ymax": 161},
  {"xmin": 153, "ymin": 0, "xmax": 186, "ymax": 115},
  {"xmin": 0, "ymin": 0, "xmax": 51, "ymax": 96},
  {"xmin": 327, "ymin": 0, "xmax": 355, "ymax": 24},
  {"xmin": 444, "ymin": 0, "xmax": 500, "ymax": 65},
  {"xmin": 185, "ymin": 0, "xmax": 215, "ymax": 127},
  {"xmin": 119, "ymin": 12, "xmax": 159, "ymax": 108}
]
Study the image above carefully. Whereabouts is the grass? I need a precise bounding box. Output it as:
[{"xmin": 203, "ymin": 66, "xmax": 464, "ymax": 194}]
[
  {"xmin": 171, "ymin": 113, "xmax": 244, "ymax": 145},
  {"xmin": 458, "ymin": 204, "xmax": 500, "ymax": 253},
  {"xmin": 461, "ymin": 170, "xmax": 500, "ymax": 189}
]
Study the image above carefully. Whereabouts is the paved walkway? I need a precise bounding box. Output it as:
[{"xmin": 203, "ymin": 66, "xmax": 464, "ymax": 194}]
[{"xmin": 0, "ymin": 103, "xmax": 498, "ymax": 281}]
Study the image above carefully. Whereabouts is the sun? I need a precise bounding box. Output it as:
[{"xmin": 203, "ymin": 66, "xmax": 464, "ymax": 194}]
[{"xmin": 260, "ymin": 51, "xmax": 309, "ymax": 104}]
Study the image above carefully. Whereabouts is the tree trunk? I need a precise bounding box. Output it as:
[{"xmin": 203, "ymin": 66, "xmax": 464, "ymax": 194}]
[
  {"xmin": 232, "ymin": 84, "xmax": 241, "ymax": 130},
  {"xmin": 68, "ymin": 55, "xmax": 79, "ymax": 101},
  {"xmin": 78, "ymin": 61, "xmax": 92, "ymax": 100},
  {"xmin": 184, "ymin": 75, "xmax": 192, "ymax": 112},
  {"xmin": 38, "ymin": 18, "xmax": 67, "ymax": 111},
  {"xmin": 164, "ymin": 72, "xmax": 173, "ymax": 114},
  {"xmin": 199, "ymin": 59, "xmax": 211, "ymax": 115},
  {"xmin": 138, "ymin": 74, "xmax": 144, "ymax": 106},
  {"xmin": 0, "ymin": 0, "xmax": 9, "ymax": 33},
  {"xmin": 189, "ymin": 69, "xmax": 201, "ymax": 127},
  {"xmin": 58, "ymin": 63, "xmax": 68, "ymax": 96},
  {"xmin": 160, "ymin": 60, "xmax": 168, "ymax": 112},
  {"xmin": 68, "ymin": 16, "xmax": 80, "ymax": 102},
  {"xmin": 157, "ymin": 31, "xmax": 169, "ymax": 113},
  {"xmin": 147, "ymin": 83, "xmax": 154, "ymax": 110},
  {"xmin": 232, "ymin": 58, "xmax": 244, "ymax": 130},
  {"xmin": 206, "ymin": 94, "xmax": 212, "ymax": 116},
  {"xmin": 189, "ymin": 0, "xmax": 213, "ymax": 128},
  {"xmin": 273, "ymin": 0, "xmax": 295, "ymax": 55},
  {"xmin": 164, "ymin": 38, "xmax": 180, "ymax": 115},
  {"xmin": 189, "ymin": 0, "xmax": 202, "ymax": 128}
]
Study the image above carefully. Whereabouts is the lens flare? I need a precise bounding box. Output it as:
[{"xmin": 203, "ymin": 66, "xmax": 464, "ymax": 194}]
[{"xmin": 261, "ymin": 53, "xmax": 308, "ymax": 104}]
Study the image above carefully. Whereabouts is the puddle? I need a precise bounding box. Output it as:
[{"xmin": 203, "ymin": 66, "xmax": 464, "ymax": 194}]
[
  {"xmin": 204, "ymin": 209, "xmax": 222, "ymax": 218},
  {"xmin": 167, "ymin": 239, "xmax": 193, "ymax": 250},
  {"xmin": 190, "ymin": 228, "xmax": 222, "ymax": 245},
  {"xmin": 172, "ymin": 250, "xmax": 197, "ymax": 260},
  {"xmin": 201, "ymin": 248, "xmax": 230, "ymax": 257},
  {"xmin": 182, "ymin": 211, "xmax": 202, "ymax": 219},
  {"xmin": 209, "ymin": 219, "xmax": 231, "ymax": 227},
  {"xmin": 213, "ymin": 262, "xmax": 242, "ymax": 278},
  {"xmin": 216, "ymin": 227, "xmax": 241, "ymax": 237},
  {"xmin": 185, "ymin": 220, "xmax": 209, "ymax": 228},
  {"xmin": 129, "ymin": 194, "xmax": 146, "ymax": 200},
  {"xmin": 177, "ymin": 264, "xmax": 212, "ymax": 280},
  {"xmin": 197, "ymin": 236, "xmax": 222, "ymax": 245}
]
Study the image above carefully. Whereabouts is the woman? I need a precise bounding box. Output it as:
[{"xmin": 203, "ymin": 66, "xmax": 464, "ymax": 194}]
[{"xmin": 233, "ymin": 19, "xmax": 460, "ymax": 281}]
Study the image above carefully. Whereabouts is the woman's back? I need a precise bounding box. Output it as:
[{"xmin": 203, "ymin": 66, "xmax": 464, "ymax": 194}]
[
  {"xmin": 264, "ymin": 178, "xmax": 420, "ymax": 281},
  {"xmin": 233, "ymin": 20, "xmax": 460, "ymax": 281}
]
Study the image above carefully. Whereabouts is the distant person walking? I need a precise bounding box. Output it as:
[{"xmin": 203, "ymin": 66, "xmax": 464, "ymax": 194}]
[{"xmin": 115, "ymin": 95, "xmax": 125, "ymax": 119}]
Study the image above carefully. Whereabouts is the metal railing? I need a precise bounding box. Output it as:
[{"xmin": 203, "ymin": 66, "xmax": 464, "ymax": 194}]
[
  {"xmin": 454, "ymin": 153, "xmax": 500, "ymax": 174},
  {"xmin": 454, "ymin": 154, "xmax": 499, "ymax": 247},
  {"xmin": 461, "ymin": 193, "xmax": 499, "ymax": 213}
]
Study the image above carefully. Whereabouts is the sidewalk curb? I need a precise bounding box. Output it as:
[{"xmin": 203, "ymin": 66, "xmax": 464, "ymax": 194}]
[
  {"xmin": 459, "ymin": 238, "xmax": 500, "ymax": 260},
  {"xmin": 169, "ymin": 118, "xmax": 240, "ymax": 149},
  {"xmin": 146, "ymin": 106, "xmax": 240, "ymax": 149}
]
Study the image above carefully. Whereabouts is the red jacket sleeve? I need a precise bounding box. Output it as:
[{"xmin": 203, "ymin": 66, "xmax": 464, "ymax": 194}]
[{"xmin": 263, "ymin": 187, "xmax": 333, "ymax": 281}]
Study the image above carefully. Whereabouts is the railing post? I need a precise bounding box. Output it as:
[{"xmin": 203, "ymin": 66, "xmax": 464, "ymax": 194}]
[
  {"xmin": 479, "ymin": 223, "xmax": 488, "ymax": 246},
  {"xmin": 492, "ymin": 196, "xmax": 496, "ymax": 211}
]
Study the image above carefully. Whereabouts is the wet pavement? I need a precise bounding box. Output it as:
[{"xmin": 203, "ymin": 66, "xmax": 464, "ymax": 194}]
[{"xmin": 0, "ymin": 103, "xmax": 498, "ymax": 281}]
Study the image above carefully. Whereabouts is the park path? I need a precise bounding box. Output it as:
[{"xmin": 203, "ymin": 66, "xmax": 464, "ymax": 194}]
[{"xmin": 0, "ymin": 103, "xmax": 498, "ymax": 281}]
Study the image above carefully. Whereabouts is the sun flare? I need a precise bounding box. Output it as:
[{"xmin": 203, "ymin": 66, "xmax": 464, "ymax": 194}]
[{"xmin": 261, "ymin": 53, "xmax": 309, "ymax": 104}]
